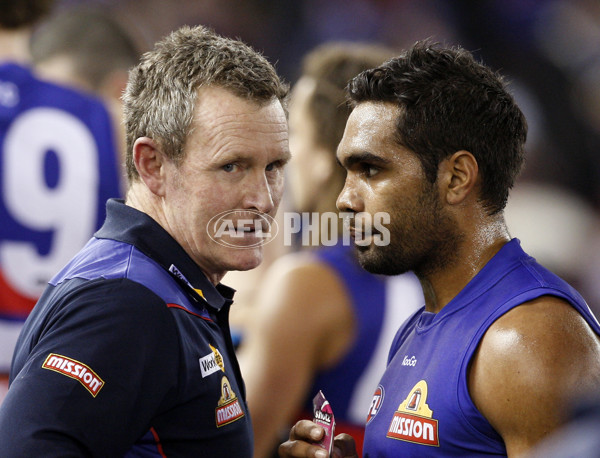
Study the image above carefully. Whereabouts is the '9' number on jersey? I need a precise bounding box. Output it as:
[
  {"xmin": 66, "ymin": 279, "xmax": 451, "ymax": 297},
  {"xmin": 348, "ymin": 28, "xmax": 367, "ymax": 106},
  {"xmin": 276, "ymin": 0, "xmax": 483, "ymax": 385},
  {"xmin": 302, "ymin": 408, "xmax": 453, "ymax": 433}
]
[{"xmin": 1, "ymin": 108, "xmax": 99, "ymax": 298}]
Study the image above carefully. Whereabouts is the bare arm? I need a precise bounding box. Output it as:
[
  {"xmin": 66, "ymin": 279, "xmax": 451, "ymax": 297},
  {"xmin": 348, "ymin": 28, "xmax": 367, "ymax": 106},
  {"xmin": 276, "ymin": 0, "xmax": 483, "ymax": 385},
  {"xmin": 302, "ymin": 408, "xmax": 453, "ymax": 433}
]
[
  {"xmin": 469, "ymin": 296, "xmax": 600, "ymax": 457},
  {"xmin": 237, "ymin": 253, "xmax": 355, "ymax": 458}
]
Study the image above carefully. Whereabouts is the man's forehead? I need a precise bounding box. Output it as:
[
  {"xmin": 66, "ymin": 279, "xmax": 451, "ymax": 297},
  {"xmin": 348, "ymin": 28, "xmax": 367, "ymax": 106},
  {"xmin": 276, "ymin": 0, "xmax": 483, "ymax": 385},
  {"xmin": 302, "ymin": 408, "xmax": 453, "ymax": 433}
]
[
  {"xmin": 183, "ymin": 86, "xmax": 288, "ymax": 161},
  {"xmin": 195, "ymin": 86, "xmax": 281, "ymax": 118},
  {"xmin": 337, "ymin": 101, "xmax": 399, "ymax": 156},
  {"xmin": 191, "ymin": 87, "xmax": 288, "ymax": 148},
  {"xmin": 348, "ymin": 101, "xmax": 399, "ymax": 130}
]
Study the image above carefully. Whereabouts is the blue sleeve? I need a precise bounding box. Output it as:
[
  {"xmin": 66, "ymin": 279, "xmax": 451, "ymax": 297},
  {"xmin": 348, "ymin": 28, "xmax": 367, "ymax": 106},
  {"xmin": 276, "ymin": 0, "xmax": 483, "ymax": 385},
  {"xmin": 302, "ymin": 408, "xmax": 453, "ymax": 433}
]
[{"xmin": 0, "ymin": 279, "xmax": 180, "ymax": 457}]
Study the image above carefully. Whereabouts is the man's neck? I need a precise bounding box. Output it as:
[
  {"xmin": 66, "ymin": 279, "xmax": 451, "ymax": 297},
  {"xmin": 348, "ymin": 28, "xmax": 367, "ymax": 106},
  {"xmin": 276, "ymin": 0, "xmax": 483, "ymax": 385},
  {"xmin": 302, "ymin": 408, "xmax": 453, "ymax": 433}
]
[
  {"xmin": 0, "ymin": 28, "xmax": 31, "ymax": 65},
  {"xmin": 125, "ymin": 185, "xmax": 227, "ymax": 286},
  {"xmin": 419, "ymin": 218, "xmax": 511, "ymax": 314}
]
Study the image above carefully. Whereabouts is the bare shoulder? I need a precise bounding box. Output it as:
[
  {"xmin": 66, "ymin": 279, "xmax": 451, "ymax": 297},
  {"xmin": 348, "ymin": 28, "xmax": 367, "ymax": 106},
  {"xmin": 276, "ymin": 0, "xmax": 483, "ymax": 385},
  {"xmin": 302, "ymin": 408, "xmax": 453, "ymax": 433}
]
[
  {"xmin": 257, "ymin": 251, "xmax": 353, "ymax": 321},
  {"xmin": 244, "ymin": 251, "xmax": 355, "ymax": 367},
  {"xmin": 469, "ymin": 295, "xmax": 600, "ymax": 455},
  {"xmin": 476, "ymin": 296, "xmax": 600, "ymax": 380}
]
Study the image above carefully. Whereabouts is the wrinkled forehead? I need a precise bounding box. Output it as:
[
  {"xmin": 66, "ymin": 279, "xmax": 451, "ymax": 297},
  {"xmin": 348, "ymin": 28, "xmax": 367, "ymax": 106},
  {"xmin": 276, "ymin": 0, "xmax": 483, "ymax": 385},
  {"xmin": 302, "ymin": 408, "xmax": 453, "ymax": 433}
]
[
  {"xmin": 194, "ymin": 86, "xmax": 283, "ymax": 118},
  {"xmin": 185, "ymin": 86, "xmax": 289, "ymax": 160},
  {"xmin": 192, "ymin": 87, "xmax": 287, "ymax": 139}
]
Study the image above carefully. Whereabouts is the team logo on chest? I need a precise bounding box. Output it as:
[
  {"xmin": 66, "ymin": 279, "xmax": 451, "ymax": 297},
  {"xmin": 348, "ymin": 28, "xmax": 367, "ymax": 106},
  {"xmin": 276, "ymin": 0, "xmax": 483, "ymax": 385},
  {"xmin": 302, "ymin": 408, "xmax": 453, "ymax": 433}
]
[
  {"xmin": 366, "ymin": 384, "xmax": 385, "ymax": 424},
  {"xmin": 387, "ymin": 380, "xmax": 439, "ymax": 447},
  {"xmin": 215, "ymin": 376, "xmax": 245, "ymax": 427}
]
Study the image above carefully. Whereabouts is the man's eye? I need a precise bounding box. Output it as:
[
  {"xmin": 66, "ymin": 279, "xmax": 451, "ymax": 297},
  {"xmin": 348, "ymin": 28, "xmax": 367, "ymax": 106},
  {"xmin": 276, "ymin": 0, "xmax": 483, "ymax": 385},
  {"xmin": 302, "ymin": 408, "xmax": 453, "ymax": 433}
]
[
  {"xmin": 223, "ymin": 163, "xmax": 237, "ymax": 172},
  {"xmin": 265, "ymin": 161, "xmax": 282, "ymax": 172},
  {"xmin": 362, "ymin": 164, "xmax": 379, "ymax": 178}
]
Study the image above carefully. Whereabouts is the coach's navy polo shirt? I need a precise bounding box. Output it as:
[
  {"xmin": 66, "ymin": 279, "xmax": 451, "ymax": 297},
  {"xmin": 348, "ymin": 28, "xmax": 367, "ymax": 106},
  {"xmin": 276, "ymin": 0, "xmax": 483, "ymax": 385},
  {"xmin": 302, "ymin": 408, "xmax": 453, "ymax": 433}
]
[{"xmin": 0, "ymin": 199, "xmax": 253, "ymax": 457}]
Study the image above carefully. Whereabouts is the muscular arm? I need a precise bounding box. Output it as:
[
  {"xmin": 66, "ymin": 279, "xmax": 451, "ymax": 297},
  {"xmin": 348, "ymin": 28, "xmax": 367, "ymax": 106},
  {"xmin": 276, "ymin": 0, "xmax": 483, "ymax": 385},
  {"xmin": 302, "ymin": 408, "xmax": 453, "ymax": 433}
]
[
  {"xmin": 469, "ymin": 296, "xmax": 600, "ymax": 457},
  {"xmin": 237, "ymin": 254, "xmax": 355, "ymax": 458}
]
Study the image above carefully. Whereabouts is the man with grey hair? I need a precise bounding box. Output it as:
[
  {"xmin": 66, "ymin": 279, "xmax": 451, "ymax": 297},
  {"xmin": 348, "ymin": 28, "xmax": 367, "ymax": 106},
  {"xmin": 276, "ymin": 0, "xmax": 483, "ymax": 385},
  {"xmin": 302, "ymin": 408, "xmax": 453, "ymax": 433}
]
[{"xmin": 0, "ymin": 25, "xmax": 289, "ymax": 457}]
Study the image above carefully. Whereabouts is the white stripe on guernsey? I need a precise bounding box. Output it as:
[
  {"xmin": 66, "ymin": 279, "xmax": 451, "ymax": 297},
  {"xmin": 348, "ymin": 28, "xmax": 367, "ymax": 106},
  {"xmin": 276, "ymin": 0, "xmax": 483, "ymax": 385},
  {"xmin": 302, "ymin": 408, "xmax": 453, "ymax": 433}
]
[{"xmin": 347, "ymin": 272, "xmax": 423, "ymax": 424}]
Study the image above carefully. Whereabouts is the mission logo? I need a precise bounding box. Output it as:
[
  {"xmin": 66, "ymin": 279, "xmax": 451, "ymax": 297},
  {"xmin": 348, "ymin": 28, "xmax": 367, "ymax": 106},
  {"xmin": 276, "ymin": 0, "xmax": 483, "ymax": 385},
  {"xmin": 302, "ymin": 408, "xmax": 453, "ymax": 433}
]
[
  {"xmin": 387, "ymin": 380, "xmax": 439, "ymax": 447},
  {"xmin": 215, "ymin": 376, "xmax": 245, "ymax": 427},
  {"xmin": 42, "ymin": 353, "xmax": 104, "ymax": 397}
]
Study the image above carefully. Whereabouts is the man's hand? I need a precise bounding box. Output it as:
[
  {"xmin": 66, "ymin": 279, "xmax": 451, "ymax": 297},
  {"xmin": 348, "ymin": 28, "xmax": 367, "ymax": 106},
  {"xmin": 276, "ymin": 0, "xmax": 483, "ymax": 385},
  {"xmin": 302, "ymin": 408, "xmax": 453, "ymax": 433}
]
[
  {"xmin": 332, "ymin": 433, "xmax": 359, "ymax": 458},
  {"xmin": 278, "ymin": 420, "xmax": 358, "ymax": 458}
]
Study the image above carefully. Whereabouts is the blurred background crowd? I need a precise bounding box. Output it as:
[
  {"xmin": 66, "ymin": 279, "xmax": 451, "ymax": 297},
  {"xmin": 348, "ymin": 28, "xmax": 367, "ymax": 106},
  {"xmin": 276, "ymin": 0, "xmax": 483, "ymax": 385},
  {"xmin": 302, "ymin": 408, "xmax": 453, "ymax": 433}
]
[{"xmin": 46, "ymin": 0, "xmax": 600, "ymax": 313}]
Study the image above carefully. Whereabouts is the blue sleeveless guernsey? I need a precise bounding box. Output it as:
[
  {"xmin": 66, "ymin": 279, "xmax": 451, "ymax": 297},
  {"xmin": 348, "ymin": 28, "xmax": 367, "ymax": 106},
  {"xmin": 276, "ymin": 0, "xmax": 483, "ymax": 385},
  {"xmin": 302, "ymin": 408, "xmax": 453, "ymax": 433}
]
[
  {"xmin": 303, "ymin": 243, "xmax": 422, "ymax": 453},
  {"xmin": 362, "ymin": 239, "xmax": 600, "ymax": 457}
]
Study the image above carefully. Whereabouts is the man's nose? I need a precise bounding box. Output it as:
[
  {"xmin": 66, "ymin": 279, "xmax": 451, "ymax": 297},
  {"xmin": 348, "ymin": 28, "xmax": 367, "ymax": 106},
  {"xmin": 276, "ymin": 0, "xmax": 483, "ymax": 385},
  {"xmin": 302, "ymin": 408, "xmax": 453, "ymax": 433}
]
[
  {"xmin": 336, "ymin": 178, "xmax": 362, "ymax": 213},
  {"xmin": 243, "ymin": 171, "xmax": 275, "ymax": 214}
]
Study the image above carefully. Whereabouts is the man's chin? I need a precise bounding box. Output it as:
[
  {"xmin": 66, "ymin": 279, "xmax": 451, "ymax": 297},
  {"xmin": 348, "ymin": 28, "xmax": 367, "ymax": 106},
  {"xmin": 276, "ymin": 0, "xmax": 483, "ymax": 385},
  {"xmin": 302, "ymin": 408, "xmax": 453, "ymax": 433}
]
[
  {"xmin": 355, "ymin": 247, "xmax": 408, "ymax": 276},
  {"xmin": 226, "ymin": 248, "xmax": 263, "ymax": 272}
]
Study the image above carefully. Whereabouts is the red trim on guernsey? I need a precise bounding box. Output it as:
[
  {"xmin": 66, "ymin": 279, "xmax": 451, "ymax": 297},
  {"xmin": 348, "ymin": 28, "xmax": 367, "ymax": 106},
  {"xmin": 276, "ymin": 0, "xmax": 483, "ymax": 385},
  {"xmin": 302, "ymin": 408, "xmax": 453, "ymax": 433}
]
[
  {"xmin": 150, "ymin": 427, "xmax": 167, "ymax": 458},
  {"xmin": 166, "ymin": 303, "xmax": 212, "ymax": 321},
  {"xmin": 0, "ymin": 270, "xmax": 37, "ymax": 318}
]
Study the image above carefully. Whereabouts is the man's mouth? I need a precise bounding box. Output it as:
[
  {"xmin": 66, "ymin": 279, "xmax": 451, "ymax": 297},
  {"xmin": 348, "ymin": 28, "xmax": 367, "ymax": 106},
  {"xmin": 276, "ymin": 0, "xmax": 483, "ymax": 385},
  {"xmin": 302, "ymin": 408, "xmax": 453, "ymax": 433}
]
[
  {"xmin": 207, "ymin": 209, "xmax": 277, "ymax": 249},
  {"xmin": 348, "ymin": 226, "xmax": 377, "ymax": 247},
  {"xmin": 235, "ymin": 219, "xmax": 269, "ymax": 234}
]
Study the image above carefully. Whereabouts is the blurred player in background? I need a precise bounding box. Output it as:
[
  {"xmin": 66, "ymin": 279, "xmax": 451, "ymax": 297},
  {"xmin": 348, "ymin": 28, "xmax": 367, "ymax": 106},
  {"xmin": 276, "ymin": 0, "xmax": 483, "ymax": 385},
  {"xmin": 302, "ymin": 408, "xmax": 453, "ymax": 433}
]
[
  {"xmin": 0, "ymin": 0, "xmax": 121, "ymax": 399},
  {"xmin": 237, "ymin": 42, "xmax": 423, "ymax": 457},
  {"xmin": 31, "ymin": 6, "xmax": 139, "ymax": 182}
]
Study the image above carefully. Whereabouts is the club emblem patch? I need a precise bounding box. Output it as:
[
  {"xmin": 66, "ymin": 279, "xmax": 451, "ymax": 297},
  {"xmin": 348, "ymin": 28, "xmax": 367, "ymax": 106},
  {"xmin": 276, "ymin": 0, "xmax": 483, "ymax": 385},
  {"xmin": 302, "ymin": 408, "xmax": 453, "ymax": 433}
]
[
  {"xmin": 215, "ymin": 376, "xmax": 244, "ymax": 427},
  {"xmin": 42, "ymin": 353, "xmax": 104, "ymax": 397},
  {"xmin": 387, "ymin": 380, "xmax": 439, "ymax": 447},
  {"xmin": 366, "ymin": 384, "xmax": 385, "ymax": 424}
]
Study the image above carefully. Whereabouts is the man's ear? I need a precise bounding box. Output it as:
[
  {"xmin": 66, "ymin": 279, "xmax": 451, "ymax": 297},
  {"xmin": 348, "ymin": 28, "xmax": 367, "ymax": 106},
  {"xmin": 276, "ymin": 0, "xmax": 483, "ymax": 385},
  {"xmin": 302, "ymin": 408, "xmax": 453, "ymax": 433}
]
[
  {"xmin": 439, "ymin": 150, "xmax": 479, "ymax": 205},
  {"xmin": 132, "ymin": 137, "xmax": 166, "ymax": 196}
]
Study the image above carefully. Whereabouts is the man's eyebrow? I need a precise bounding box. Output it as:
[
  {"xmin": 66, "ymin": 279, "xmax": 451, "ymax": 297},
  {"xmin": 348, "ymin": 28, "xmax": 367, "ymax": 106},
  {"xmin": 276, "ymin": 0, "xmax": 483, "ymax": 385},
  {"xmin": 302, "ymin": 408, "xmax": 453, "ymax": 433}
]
[{"xmin": 337, "ymin": 152, "xmax": 391, "ymax": 168}]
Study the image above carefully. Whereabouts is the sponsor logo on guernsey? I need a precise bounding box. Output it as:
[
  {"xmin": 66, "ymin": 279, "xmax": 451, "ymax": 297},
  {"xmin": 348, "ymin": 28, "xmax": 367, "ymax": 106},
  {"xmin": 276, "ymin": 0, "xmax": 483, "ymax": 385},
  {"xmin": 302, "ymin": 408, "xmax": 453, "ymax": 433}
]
[
  {"xmin": 42, "ymin": 353, "xmax": 104, "ymax": 397},
  {"xmin": 215, "ymin": 376, "xmax": 245, "ymax": 427},
  {"xmin": 168, "ymin": 264, "xmax": 205, "ymax": 299},
  {"xmin": 366, "ymin": 384, "xmax": 385, "ymax": 424},
  {"xmin": 402, "ymin": 355, "xmax": 417, "ymax": 367},
  {"xmin": 200, "ymin": 344, "xmax": 225, "ymax": 378},
  {"xmin": 387, "ymin": 380, "xmax": 439, "ymax": 447}
]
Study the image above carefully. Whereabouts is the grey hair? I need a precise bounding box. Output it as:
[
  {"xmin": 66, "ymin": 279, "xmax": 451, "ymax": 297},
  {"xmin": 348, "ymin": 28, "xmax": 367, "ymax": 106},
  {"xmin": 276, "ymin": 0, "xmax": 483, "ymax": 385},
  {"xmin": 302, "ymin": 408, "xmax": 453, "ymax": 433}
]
[{"xmin": 122, "ymin": 25, "xmax": 289, "ymax": 182}]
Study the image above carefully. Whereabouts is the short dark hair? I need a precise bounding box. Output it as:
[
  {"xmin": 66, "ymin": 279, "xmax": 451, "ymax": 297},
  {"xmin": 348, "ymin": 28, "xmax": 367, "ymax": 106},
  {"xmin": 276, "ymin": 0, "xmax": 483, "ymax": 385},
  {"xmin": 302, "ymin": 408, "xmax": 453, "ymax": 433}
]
[
  {"xmin": 347, "ymin": 41, "xmax": 527, "ymax": 215},
  {"xmin": 0, "ymin": 0, "xmax": 54, "ymax": 29}
]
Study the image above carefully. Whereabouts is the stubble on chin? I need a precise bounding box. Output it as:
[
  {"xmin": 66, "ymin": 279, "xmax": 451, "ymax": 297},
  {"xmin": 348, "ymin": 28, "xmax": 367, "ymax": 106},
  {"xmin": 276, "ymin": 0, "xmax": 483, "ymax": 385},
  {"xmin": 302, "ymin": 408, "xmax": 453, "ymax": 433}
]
[
  {"xmin": 354, "ymin": 244, "xmax": 411, "ymax": 276},
  {"xmin": 354, "ymin": 222, "xmax": 463, "ymax": 278}
]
